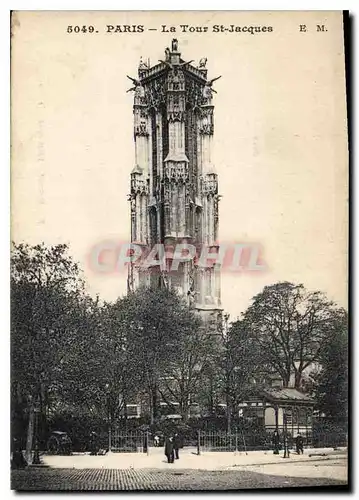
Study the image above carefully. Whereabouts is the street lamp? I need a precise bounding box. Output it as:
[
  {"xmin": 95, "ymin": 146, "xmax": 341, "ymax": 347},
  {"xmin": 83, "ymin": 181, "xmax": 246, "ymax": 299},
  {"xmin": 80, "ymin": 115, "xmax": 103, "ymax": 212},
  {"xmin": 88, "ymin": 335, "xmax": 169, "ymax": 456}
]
[
  {"xmin": 273, "ymin": 405, "xmax": 280, "ymax": 455},
  {"xmin": 283, "ymin": 411, "xmax": 290, "ymax": 458}
]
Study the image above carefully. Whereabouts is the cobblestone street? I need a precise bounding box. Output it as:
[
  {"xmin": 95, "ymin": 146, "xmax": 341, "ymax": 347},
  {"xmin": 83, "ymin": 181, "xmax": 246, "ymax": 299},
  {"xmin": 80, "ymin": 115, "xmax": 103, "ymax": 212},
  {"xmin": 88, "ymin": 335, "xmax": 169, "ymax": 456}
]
[{"xmin": 11, "ymin": 465, "xmax": 348, "ymax": 491}]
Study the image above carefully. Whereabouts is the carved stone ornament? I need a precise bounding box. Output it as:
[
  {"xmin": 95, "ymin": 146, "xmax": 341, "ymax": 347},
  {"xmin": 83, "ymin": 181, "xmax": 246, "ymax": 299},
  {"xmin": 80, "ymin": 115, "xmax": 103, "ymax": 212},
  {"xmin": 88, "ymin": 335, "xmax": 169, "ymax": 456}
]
[
  {"xmin": 186, "ymin": 80, "xmax": 207, "ymax": 109},
  {"xmin": 172, "ymin": 38, "xmax": 179, "ymax": 52},
  {"xmin": 134, "ymin": 120, "xmax": 148, "ymax": 136},
  {"xmin": 168, "ymin": 110, "xmax": 185, "ymax": 122},
  {"xmin": 199, "ymin": 108, "xmax": 214, "ymax": 135},
  {"xmin": 202, "ymin": 84, "xmax": 214, "ymax": 104},
  {"xmin": 131, "ymin": 175, "xmax": 148, "ymax": 194},
  {"xmin": 202, "ymin": 174, "xmax": 218, "ymax": 194},
  {"xmin": 165, "ymin": 163, "xmax": 189, "ymax": 183},
  {"xmin": 134, "ymin": 85, "xmax": 145, "ymax": 100},
  {"xmin": 138, "ymin": 56, "xmax": 149, "ymax": 70},
  {"xmin": 145, "ymin": 78, "xmax": 167, "ymax": 108},
  {"xmin": 214, "ymin": 195, "xmax": 219, "ymax": 222}
]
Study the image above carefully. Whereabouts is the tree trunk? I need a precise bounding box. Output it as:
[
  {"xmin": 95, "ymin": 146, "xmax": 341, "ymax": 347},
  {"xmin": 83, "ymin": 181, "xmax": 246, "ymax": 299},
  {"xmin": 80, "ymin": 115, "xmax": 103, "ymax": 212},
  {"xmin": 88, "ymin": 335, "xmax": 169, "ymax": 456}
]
[
  {"xmin": 294, "ymin": 371, "xmax": 302, "ymax": 390},
  {"xmin": 123, "ymin": 393, "xmax": 128, "ymax": 420},
  {"xmin": 226, "ymin": 386, "xmax": 231, "ymax": 433},
  {"xmin": 25, "ymin": 404, "xmax": 35, "ymax": 464},
  {"xmin": 283, "ymin": 373, "xmax": 291, "ymax": 388},
  {"xmin": 152, "ymin": 387, "xmax": 158, "ymax": 421},
  {"xmin": 209, "ymin": 375, "xmax": 214, "ymax": 413},
  {"xmin": 226, "ymin": 394, "xmax": 232, "ymax": 434},
  {"xmin": 149, "ymin": 386, "xmax": 158, "ymax": 425},
  {"xmin": 181, "ymin": 399, "xmax": 189, "ymax": 423},
  {"xmin": 149, "ymin": 395, "xmax": 153, "ymax": 426}
]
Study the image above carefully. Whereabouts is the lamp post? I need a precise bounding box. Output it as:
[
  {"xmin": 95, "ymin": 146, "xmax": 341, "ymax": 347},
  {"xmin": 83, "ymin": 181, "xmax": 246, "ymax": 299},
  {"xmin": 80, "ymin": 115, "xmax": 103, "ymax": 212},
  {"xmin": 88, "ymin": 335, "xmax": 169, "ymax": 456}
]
[
  {"xmin": 273, "ymin": 405, "xmax": 279, "ymax": 455},
  {"xmin": 283, "ymin": 411, "xmax": 290, "ymax": 458}
]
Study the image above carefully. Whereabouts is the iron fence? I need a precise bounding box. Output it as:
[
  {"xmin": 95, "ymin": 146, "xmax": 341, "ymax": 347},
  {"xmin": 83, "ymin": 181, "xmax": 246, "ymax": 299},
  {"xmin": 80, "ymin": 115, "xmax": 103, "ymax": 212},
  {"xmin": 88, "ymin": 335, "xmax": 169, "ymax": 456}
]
[
  {"xmin": 199, "ymin": 430, "xmax": 271, "ymax": 452},
  {"xmin": 197, "ymin": 428, "xmax": 347, "ymax": 453},
  {"xmin": 312, "ymin": 431, "xmax": 348, "ymax": 449},
  {"xmin": 109, "ymin": 429, "xmax": 148, "ymax": 453},
  {"xmin": 105, "ymin": 427, "xmax": 347, "ymax": 454}
]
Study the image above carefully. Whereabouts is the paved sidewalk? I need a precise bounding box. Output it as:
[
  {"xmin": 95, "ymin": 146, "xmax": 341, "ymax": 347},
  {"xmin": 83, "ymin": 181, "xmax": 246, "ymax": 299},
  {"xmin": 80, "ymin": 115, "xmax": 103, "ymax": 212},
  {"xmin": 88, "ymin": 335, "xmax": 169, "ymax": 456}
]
[{"xmin": 40, "ymin": 446, "xmax": 347, "ymax": 471}]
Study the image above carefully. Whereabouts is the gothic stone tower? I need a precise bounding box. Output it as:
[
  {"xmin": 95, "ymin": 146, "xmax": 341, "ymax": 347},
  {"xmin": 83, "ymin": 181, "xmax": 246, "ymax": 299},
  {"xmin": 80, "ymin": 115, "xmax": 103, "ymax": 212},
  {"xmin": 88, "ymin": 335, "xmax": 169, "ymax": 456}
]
[{"xmin": 127, "ymin": 39, "xmax": 222, "ymax": 325}]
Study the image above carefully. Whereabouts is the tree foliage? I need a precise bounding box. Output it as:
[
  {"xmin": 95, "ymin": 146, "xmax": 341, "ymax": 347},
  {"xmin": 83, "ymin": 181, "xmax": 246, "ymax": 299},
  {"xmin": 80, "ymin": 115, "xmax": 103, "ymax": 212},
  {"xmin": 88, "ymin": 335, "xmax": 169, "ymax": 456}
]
[
  {"xmin": 243, "ymin": 282, "xmax": 339, "ymax": 389},
  {"xmin": 11, "ymin": 243, "xmax": 85, "ymax": 413},
  {"xmin": 315, "ymin": 308, "xmax": 348, "ymax": 423},
  {"xmin": 224, "ymin": 319, "xmax": 261, "ymax": 414},
  {"xmin": 112, "ymin": 287, "xmax": 207, "ymax": 423},
  {"xmin": 159, "ymin": 313, "xmax": 215, "ymax": 421}
]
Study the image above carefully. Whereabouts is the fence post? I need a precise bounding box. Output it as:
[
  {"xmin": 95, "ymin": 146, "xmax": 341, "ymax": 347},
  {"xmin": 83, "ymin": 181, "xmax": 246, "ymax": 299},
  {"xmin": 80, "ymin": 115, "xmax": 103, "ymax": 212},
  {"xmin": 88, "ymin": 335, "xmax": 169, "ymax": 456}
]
[
  {"xmin": 146, "ymin": 431, "xmax": 149, "ymax": 456},
  {"xmin": 235, "ymin": 433, "xmax": 238, "ymax": 453},
  {"xmin": 197, "ymin": 430, "xmax": 201, "ymax": 456},
  {"xmin": 108, "ymin": 426, "xmax": 112, "ymax": 452}
]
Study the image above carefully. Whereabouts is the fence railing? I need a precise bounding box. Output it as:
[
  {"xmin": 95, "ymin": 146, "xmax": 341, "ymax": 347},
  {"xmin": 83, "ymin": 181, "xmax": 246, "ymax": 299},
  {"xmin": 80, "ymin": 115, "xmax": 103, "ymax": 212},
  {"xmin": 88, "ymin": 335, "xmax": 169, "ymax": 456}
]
[
  {"xmin": 197, "ymin": 428, "xmax": 347, "ymax": 453},
  {"xmin": 199, "ymin": 430, "xmax": 272, "ymax": 452},
  {"xmin": 109, "ymin": 430, "xmax": 149, "ymax": 453},
  {"xmin": 105, "ymin": 428, "xmax": 347, "ymax": 454},
  {"xmin": 311, "ymin": 432, "xmax": 348, "ymax": 449}
]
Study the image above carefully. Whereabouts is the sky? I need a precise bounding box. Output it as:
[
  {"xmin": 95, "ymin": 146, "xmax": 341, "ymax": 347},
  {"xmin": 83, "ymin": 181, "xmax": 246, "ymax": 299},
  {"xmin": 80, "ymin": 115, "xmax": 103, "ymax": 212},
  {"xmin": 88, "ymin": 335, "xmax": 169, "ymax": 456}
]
[{"xmin": 11, "ymin": 11, "xmax": 348, "ymax": 319}]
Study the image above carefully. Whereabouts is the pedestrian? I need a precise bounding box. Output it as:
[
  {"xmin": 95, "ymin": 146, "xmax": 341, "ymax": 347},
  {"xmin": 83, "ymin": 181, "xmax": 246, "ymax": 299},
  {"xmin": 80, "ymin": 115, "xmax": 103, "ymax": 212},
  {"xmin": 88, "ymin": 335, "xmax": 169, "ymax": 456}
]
[
  {"xmin": 164, "ymin": 436, "xmax": 174, "ymax": 463},
  {"xmin": 143, "ymin": 433, "xmax": 148, "ymax": 454},
  {"xmin": 173, "ymin": 432, "xmax": 180, "ymax": 460},
  {"xmin": 89, "ymin": 431, "xmax": 99, "ymax": 456},
  {"xmin": 295, "ymin": 433, "xmax": 304, "ymax": 455},
  {"xmin": 154, "ymin": 434, "xmax": 160, "ymax": 447},
  {"xmin": 11, "ymin": 438, "xmax": 27, "ymax": 469},
  {"xmin": 272, "ymin": 430, "xmax": 280, "ymax": 455}
]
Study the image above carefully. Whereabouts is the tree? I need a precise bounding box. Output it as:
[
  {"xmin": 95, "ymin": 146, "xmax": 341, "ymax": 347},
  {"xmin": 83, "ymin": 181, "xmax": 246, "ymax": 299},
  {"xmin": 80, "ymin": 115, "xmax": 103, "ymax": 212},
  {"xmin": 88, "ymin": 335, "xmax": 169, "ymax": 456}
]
[
  {"xmin": 186, "ymin": 314, "xmax": 223, "ymax": 418},
  {"xmin": 118, "ymin": 286, "xmax": 202, "ymax": 425},
  {"xmin": 51, "ymin": 293, "xmax": 108, "ymax": 419},
  {"xmin": 159, "ymin": 311, "xmax": 215, "ymax": 421},
  {"xmin": 11, "ymin": 243, "xmax": 84, "ymax": 413},
  {"xmin": 243, "ymin": 282, "xmax": 338, "ymax": 389},
  {"xmin": 222, "ymin": 318, "xmax": 262, "ymax": 430},
  {"xmin": 11, "ymin": 242, "xmax": 91, "ymax": 455},
  {"xmin": 96, "ymin": 299, "xmax": 142, "ymax": 422},
  {"xmin": 315, "ymin": 308, "xmax": 348, "ymax": 423}
]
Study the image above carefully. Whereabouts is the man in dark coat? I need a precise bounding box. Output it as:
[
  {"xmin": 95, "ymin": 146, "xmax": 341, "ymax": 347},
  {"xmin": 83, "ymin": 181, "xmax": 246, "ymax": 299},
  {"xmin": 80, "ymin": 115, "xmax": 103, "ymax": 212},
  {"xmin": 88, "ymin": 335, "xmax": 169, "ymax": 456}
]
[
  {"xmin": 89, "ymin": 431, "xmax": 99, "ymax": 455},
  {"xmin": 272, "ymin": 430, "xmax": 280, "ymax": 454},
  {"xmin": 173, "ymin": 432, "xmax": 180, "ymax": 460},
  {"xmin": 164, "ymin": 436, "xmax": 174, "ymax": 463},
  {"xmin": 11, "ymin": 438, "xmax": 27, "ymax": 469},
  {"xmin": 295, "ymin": 433, "xmax": 304, "ymax": 454}
]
